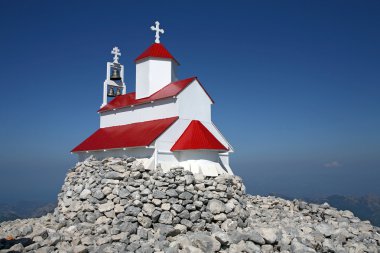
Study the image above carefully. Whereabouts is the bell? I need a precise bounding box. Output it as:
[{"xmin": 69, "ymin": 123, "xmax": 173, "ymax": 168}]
[
  {"xmin": 107, "ymin": 87, "xmax": 115, "ymax": 97},
  {"xmin": 110, "ymin": 68, "xmax": 121, "ymax": 80},
  {"xmin": 116, "ymin": 88, "xmax": 122, "ymax": 96}
]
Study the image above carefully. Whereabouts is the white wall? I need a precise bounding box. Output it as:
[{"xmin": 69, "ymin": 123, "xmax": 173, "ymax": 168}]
[
  {"xmin": 100, "ymin": 98, "xmax": 178, "ymax": 128},
  {"xmin": 178, "ymin": 150, "xmax": 218, "ymax": 162},
  {"xmin": 171, "ymin": 63, "xmax": 178, "ymax": 82},
  {"xmin": 156, "ymin": 150, "xmax": 230, "ymax": 176},
  {"xmin": 135, "ymin": 60, "xmax": 150, "ymax": 99},
  {"xmin": 219, "ymin": 152, "xmax": 234, "ymax": 175},
  {"xmin": 135, "ymin": 58, "xmax": 177, "ymax": 99},
  {"xmin": 77, "ymin": 147, "xmax": 154, "ymax": 162},
  {"xmin": 100, "ymin": 81, "xmax": 216, "ymax": 128},
  {"xmin": 177, "ymin": 80, "xmax": 212, "ymax": 122},
  {"xmin": 154, "ymin": 119, "xmax": 190, "ymax": 151}
]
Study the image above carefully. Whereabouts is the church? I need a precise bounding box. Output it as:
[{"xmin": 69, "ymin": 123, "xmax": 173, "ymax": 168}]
[{"xmin": 72, "ymin": 21, "xmax": 234, "ymax": 176}]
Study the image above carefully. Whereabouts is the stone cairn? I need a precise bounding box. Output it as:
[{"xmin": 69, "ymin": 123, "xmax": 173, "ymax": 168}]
[{"xmin": 1, "ymin": 156, "xmax": 379, "ymax": 253}]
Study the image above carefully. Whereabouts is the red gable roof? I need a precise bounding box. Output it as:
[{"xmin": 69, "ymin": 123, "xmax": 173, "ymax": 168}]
[
  {"xmin": 135, "ymin": 43, "xmax": 179, "ymax": 64},
  {"xmin": 72, "ymin": 117, "xmax": 178, "ymax": 152},
  {"xmin": 171, "ymin": 120, "xmax": 228, "ymax": 152},
  {"xmin": 98, "ymin": 77, "xmax": 214, "ymax": 113}
]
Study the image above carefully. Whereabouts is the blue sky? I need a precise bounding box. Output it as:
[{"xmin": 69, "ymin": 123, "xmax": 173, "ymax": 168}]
[{"xmin": 0, "ymin": 0, "xmax": 379, "ymax": 203}]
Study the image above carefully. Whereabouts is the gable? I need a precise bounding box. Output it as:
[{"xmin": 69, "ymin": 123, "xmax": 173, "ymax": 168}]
[
  {"xmin": 177, "ymin": 79, "xmax": 214, "ymax": 105},
  {"xmin": 171, "ymin": 120, "xmax": 228, "ymax": 152}
]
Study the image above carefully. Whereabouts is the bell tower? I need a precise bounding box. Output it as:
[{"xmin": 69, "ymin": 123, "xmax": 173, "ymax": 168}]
[
  {"xmin": 101, "ymin": 47, "xmax": 126, "ymax": 107},
  {"xmin": 135, "ymin": 21, "xmax": 178, "ymax": 99}
]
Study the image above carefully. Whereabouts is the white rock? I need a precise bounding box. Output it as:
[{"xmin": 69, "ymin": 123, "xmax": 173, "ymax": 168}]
[
  {"xmin": 207, "ymin": 199, "xmax": 225, "ymax": 214},
  {"xmin": 98, "ymin": 202, "xmax": 114, "ymax": 212},
  {"xmin": 316, "ymin": 223, "xmax": 334, "ymax": 237},
  {"xmin": 111, "ymin": 165, "xmax": 126, "ymax": 173},
  {"xmin": 102, "ymin": 186, "xmax": 112, "ymax": 195},
  {"xmin": 95, "ymin": 216, "xmax": 111, "ymax": 224},
  {"xmin": 214, "ymin": 213, "xmax": 227, "ymax": 221},
  {"xmin": 161, "ymin": 203, "xmax": 171, "ymax": 211},
  {"xmin": 114, "ymin": 204, "xmax": 124, "ymax": 213},
  {"xmin": 257, "ymin": 227, "xmax": 277, "ymax": 244}
]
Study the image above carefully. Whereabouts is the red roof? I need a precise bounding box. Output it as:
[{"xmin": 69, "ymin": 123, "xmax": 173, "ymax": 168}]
[
  {"xmin": 72, "ymin": 117, "xmax": 178, "ymax": 152},
  {"xmin": 99, "ymin": 77, "xmax": 214, "ymax": 113},
  {"xmin": 171, "ymin": 120, "xmax": 228, "ymax": 152},
  {"xmin": 135, "ymin": 43, "xmax": 179, "ymax": 64}
]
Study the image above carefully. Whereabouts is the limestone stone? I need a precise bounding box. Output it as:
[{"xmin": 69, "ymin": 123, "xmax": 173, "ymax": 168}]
[
  {"xmin": 159, "ymin": 211, "xmax": 173, "ymax": 225},
  {"xmin": 138, "ymin": 216, "xmax": 152, "ymax": 228},
  {"xmin": 153, "ymin": 190, "xmax": 167, "ymax": 199},
  {"xmin": 125, "ymin": 206, "xmax": 141, "ymax": 216},
  {"xmin": 257, "ymin": 227, "xmax": 277, "ymax": 244},
  {"xmin": 207, "ymin": 199, "xmax": 225, "ymax": 214},
  {"xmin": 93, "ymin": 189, "xmax": 105, "ymax": 200},
  {"xmin": 189, "ymin": 233, "xmax": 221, "ymax": 252},
  {"xmin": 98, "ymin": 202, "xmax": 114, "ymax": 212},
  {"xmin": 166, "ymin": 189, "xmax": 178, "ymax": 197},
  {"xmin": 104, "ymin": 171, "xmax": 124, "ymax": 180},
  {"xmin": 316, "ymin": 223, "xmax": 334, "ymax": 237},
  {"xmin": 110, "ymin": 165, "xmax": 125, "ymax": 173},
  {"xmin": 179, "ymin": 191, "xmax": 193, "ymax": 200},
  {"xmin": 102, "ymin": 186, "xmax": 112, "ymax": 195},
  {"xmin": 213, "ymin": 213, "xmax": 227, "ymax": 221},
  {"xmin": 161, "ymin": 203, "xmax": 171, "ymax": 211},
  {"xmin": 190, "ymin": 211, "xmax": 201, "ymax": 222},
  {"xmin": 114, "ymin": 204, "xmax": 124, "ymax": 213}
]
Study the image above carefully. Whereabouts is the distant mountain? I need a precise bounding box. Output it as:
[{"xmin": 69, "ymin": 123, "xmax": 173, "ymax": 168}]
[
  {"xmin": 0, "ymin": 210, "xmax": 20, "ymax": 222},
  {"xmin": 271, "ymin": 193, "xmax": 380, "ymax": 227},
  {"xmin": 306, "ymin": 195, "xmax": 380, "ymax": 227},
  {"xmin": 0, "ymin": 201, "xmax": 56, "ymax": 222}
]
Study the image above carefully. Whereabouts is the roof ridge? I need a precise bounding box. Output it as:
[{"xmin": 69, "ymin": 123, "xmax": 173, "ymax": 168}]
[
  {"xmin": 147, "ymin": 76, "xmax": 197, "ymax": 98},
  {"xmin": 135, "ymin": 43, "xmax": 179, "ymax": 64},
  {"xmin": 71, "ymin": 117, "xmax": 179, "ymax": 152},
  {"xmin": 98, "ymin": 77, "xmax": 198, "ymax": 113}
]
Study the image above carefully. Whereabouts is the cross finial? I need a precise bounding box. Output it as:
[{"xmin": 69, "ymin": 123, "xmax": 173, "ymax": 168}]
[
  {"xmin": 151, "ymin": 21, "xmax": 164, "ymax": 43},
  {"xmin": 111, "ymin": 47, "xmax": 121, "ymax": 63}
]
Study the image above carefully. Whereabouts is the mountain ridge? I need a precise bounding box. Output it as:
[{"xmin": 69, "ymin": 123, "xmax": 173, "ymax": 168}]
[{"xmin": 270, "ymin": 193, "xmax": 380, "ymax": 227}]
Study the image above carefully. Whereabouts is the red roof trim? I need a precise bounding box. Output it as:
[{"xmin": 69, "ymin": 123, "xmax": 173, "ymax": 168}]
[
  {"xmin": 98, "ymin": 77, "xmax": 214, "ymax": 113},
  {"xmin": 71, "ymin": 117, "xmax": 178, "ymax": 152},
  {"xmin": 135, "ymin": 43, "xmax": 179, "ymax": 65},
  {"xmin": 171, "ymin": 120, "xmax": 228, "ymax": 152}
]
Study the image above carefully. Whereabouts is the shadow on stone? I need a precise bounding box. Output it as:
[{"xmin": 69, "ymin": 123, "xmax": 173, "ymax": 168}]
[{"xmin": 0, "ymin": 237, "xmax": 34, "ymax": 250}]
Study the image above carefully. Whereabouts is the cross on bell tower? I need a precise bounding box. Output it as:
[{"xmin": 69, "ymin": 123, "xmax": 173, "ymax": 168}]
[
  {"xmin": 111, "ymin": 47, "xmax": 121, "ymax": 63},
  {"xmin": 151, "ymin": 21, "xmax": 164, "ymax": 44}
]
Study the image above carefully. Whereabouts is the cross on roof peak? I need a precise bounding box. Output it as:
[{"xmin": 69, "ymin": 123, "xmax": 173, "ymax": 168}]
[
  {"xmin": 151, "ymin": 21, "xmax": 164, "ymax": 44},
  {"xmin": 111, "ymin": 47, "xmax": 121, "ymax": 63}
]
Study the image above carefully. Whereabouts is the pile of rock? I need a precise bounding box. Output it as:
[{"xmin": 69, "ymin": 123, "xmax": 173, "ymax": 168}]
[{"xmin": 0, "ymin": 156, "xmax": 379, "ymax": 253}]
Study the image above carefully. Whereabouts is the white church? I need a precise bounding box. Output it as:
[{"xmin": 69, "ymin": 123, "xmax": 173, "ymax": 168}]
[{"xmin": 72, "ymin": 21, "xmax": 234, "ymax": 176}]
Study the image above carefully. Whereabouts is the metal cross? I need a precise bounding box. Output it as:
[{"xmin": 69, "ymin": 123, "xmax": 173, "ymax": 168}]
[
  {"xmin": 151, "ymin": 21, "xmax": 164, "ymax": 43},
  {"xmin": 111, "ymin": 47, "xmax": 121, "ymax": 63}
]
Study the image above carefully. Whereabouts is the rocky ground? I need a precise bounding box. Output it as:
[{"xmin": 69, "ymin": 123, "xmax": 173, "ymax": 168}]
[{"xmin": 0, "ymin": 156, "xmax": 379, "ymax": 253}]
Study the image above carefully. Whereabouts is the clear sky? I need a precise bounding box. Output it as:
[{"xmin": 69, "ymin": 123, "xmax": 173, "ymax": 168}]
[{"xmin": 0, "ymin": 0, "xmax": 379, "ymax": 203}]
